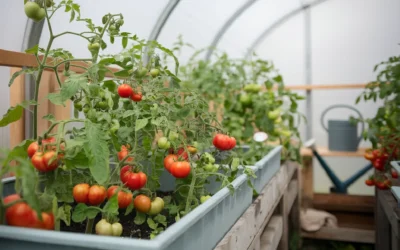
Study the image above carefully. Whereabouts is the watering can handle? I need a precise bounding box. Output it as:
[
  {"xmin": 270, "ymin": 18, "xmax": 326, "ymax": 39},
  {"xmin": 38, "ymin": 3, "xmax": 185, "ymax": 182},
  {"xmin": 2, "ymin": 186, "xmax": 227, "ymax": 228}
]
[{"xmin": 320, "ymin": 104, "xmax": 365, "ymax": 143}]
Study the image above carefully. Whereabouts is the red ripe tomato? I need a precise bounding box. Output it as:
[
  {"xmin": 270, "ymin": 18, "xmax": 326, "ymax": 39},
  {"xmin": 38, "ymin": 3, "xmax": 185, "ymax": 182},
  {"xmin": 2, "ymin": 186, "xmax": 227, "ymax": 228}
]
[
  {"xmin": 31, "ymin": 152, "xmax": 46, "ymax": 172},
  {"xmin": 73, "ymin": 183, "xmax": 90, "ymax": 204},
  {"xmin": 39, "ymin": 212, "xmax": 55, "ymax": 230},
  {"xmin": 5, "ymin": 202, "xmax": 38, "ymax": 228},
  {"xmin": 131, "ymin": 92, "xmax": 142, "ymax": 102},
  {"xmin": 117, "ymin": 145, "xmax": 134, "ymax": 163},
  {"xmin": 364, "ymin": 149, "xmax": 374, "ymax": 161},
  {"xmin": 177, "ymin": 148, "xmax": 189, "ymax": 161},
  {"xmin": 164, "ymin": 154, "xmax": 178, "ymax": 172},
  {"xmin": 120, "ymin": 165, "xmax": 131, "ymax": 184},
  {"xmin": 88, "ymin": 185, "xmax": 107, "ymax": 206},
  {"xmin": 125, "ymin": 172, "xmax": 147, "ymax": 190},
  {"xmin": 3, "ymin": 194, "xmax": 21, "ymax": 205},
  {"xmin": 213, "ymin": 134, "xmax": 236, "ymax": 151},
  {"xmin": 392, "ymin": 169, "xmax": 399, "ymax": 179},
  {"xmin": 134, "ymin": 195, "xmax": 151, "ymax": 213},
  {"xmin": 373, "ymin": 158, "xmax": 385, "ymax": 171},
  {"xmin": 107, "ymin": 186, "xmax": 133, "ymax": 209},
  {"xmin": 365, "ymin": 179, "xmax": 374, "ymax": 186},
  {"xmin": 118, "ymin": 84, "xmax": 133, "ymax": 98},
  {"xmin": 42, "ymin": 151, "xmax": 58, "ymax": 171},
  {"xmin": 170, "ymin": 161, "xmax": 191, "ymax": 178},
  {"xmin": 27, "ymin": 142, "xmax": 39, "ymax": 158}
]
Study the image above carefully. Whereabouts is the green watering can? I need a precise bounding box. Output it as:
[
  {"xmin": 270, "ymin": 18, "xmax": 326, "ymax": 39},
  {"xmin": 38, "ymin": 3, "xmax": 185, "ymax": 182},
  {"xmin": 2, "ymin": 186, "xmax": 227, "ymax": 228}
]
[{"xmin": 321, "ymin": 104, "xmax": 364, "ymax": 152}]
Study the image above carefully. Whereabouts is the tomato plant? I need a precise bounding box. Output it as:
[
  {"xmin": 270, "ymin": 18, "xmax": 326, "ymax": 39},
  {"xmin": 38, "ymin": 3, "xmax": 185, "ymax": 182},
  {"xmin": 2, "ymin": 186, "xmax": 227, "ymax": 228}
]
[
  {"xmin": 356, "ymin": 54, "xmax": 400, "ymax": 182},
  {"xmin": 0, "ymin": 1, "xmax": 250, "ymax": 240}
]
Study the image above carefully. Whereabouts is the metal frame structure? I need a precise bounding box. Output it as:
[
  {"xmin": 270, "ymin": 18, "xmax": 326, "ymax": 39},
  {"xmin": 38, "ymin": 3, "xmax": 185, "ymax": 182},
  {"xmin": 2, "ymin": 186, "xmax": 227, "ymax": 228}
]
[{"xmin": 204, "ymin": 0, "xmax": 259, "ymax": 61}]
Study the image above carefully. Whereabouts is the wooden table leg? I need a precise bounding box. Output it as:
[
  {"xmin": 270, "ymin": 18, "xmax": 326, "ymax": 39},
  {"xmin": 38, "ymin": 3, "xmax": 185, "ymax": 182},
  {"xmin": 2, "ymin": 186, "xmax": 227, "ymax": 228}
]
[{"xmin": 301, "ymin": 156, "xmax": 313, "ymax": 208}]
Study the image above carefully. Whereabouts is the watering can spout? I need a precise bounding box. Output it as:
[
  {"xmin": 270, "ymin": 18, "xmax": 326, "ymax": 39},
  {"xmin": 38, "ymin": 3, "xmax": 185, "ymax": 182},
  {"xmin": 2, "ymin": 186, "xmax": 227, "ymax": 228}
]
[{"xmin": 321, "ymin": 104, "xmax": 364, "ymax": 152}]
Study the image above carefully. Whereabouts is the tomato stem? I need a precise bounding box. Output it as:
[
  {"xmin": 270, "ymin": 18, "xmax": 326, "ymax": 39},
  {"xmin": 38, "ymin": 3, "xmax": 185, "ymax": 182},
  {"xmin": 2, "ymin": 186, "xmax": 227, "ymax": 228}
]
[
  {"xmin": 184, "ymin": 173, "xmax": 196, "ymax": 214},
  {"xmin": 85, "ymin": 218, "xmax": 95, "ymax": 234}
]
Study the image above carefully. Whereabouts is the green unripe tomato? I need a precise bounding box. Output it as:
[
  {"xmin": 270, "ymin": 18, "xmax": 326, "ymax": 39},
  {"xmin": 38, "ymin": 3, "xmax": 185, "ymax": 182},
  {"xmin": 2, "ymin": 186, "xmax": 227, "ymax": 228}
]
[
  {"xmin": 109, "ymin": 25, "xmax": 116, "ymax": 31},
  {"xmin": 150, "ymin": 68, "xmax": 160, "ymax": 78},
  {"xmin": 244, "ymin": 83, "xmax": 261, "ymax": 93},
  {"xmin": 95, "ymin": 219, "xmax": 113, "ymax": 236},
  {"xmin": 148, "ymin": 197, "xmax": 164, "ymax": 215},
  {"xmin": 274, "ymin": 116, "xmax": 282, "ymax": 124},
  {"xmin": 102, "ymin": 15, "xmax": 109, "ymax": 24},
  {"xmin": 117, "ymin": 19, "xmax": 124, "ymax": 26},
  {"xmin": 97, "ymin": 101, "xmax": 108, "ymax": 110},
  {"xmin": 267, "ymin": 109, "xmax": 280, "ymax": 120},
  {"xmin": 74, "ymin": 102, "xmax": 83, "ymax": 111},
  {"xmin": 157, "ymin": 137, "xmax": 170, "ymax": 149},
  {"xmin": 111, "ymin": 223, "xmax": 123, "ymax": 236},
  {"xmin": 136, "ymin": 67, "xmax": 148, "ymax": 78},
  {"xmin": 46, "ymin": 0, "xmax": 54, "ymax": 8},
  {"xmin": 279, "ymin": 129, "xmax": 292, "ymax": 138},
  {"xmin": 33, "ymin": 8, "xmax": 45, "ymax": 22},
  {"xmin": 239, "ymin": 94, "xmax": 252, "ymax": 106},
  {"xmin": 168, "ymin": 131, "xmax": 179, "ymax": 141},
  {"xmin": 88, "ymin": 43, "xmax": 100, "ymax": 51},
  {"xmin": 83, "ymin": 105, "xmax": 90, "ymax": 113},
  {"xmin": 24, "ymin": 2, "xmax": 40, "ymax": 19},
  {"xmin": 200, "ymin": 195, "xmax": 211, "ymax": 204}
]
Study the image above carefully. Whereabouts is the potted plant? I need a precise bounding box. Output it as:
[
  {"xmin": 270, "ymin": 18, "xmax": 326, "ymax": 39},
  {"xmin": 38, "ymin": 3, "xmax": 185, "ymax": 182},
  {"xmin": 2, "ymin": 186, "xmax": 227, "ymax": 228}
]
[
  {"xmin": 175, "ymin": 40, "xmax": 305, "ymax": 192},
  {"xmin": 0, "ymin": 1, "xmax": 256, "ymax": 249},
  {"xmin": 356, "ymin": 54, "xmax": 400, "ymax": 190}
]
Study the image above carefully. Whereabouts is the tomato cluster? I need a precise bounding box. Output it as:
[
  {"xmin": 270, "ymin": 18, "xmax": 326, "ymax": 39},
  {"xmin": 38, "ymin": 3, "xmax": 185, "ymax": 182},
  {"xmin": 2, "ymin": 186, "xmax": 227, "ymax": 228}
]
[
  {"xmin": 213, "ymin": 134, "xmax": 236, "ymax": 151},
  {"xmin": 28, "ymin": 137, "xmax": 62, "ymax": 172},
  {"xmin": 73, "ymin": 184, "xmax": 107, "ymax": 206},
  {"xmin": 95, "ymin": 219, "xmax": 123, "ymax": 236},
  {"xmin": 163, "ymin": 154, "xmax": 191, "ymax": 178},
  {"xmin": 120, "ymin": 166, "xmax": 147, "ymax": 190},
  {"xmin": 117, "ymin": 83, "xmax": 143, "ymax": 102},
  {"xmin": 4, "ymin": 194, "xmax": 54, "ymax": 230}
]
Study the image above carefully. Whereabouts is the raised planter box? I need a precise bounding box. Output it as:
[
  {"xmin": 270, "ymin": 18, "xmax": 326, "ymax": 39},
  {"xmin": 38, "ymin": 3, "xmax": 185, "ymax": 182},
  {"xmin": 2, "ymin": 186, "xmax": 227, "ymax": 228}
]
[{"xmin": 0, "ymin": 147, "xmax": 282, "ymax": 250}]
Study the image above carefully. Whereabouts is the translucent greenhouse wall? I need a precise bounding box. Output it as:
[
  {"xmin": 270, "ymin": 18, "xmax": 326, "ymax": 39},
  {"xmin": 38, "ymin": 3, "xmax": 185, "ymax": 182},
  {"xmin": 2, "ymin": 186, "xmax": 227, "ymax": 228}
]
[{"xmin": 1, "ymin": 0, "xmax": 400, "ymax": 195}]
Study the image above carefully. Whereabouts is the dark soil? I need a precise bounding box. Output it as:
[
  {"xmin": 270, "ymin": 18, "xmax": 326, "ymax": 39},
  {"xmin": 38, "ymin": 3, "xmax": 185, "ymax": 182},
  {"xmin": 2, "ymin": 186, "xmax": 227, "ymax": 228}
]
[{"xmin": 60, "ymin": 191, "xmax": 176, "ymax": 239}]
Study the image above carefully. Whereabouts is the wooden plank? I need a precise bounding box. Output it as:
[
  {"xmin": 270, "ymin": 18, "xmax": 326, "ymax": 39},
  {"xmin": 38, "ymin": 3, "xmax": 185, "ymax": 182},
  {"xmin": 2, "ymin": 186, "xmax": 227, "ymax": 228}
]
[
  {"xmin": 301, "ymin": 146, "xmax": 368, "ymax": 157},
  {"xmin": 300, "ymin": 156, "xmax": 313, "ymax": 208},
  {"xmin": 285, "ymin": 180, "xmax": 299, "ymax": 216},
  {"xmin": 278, "ymin": 192, "xmax": 288, "ymax": 250},
  {"xmin": 376, "ymin": 190, "xmax": 391, "ymax": 250},
  {"xmin": 260, "ymin": 216, "xmax": 283, "ymax": 250},
  {"xmin": 0, "ymin": 49, "xmax": 118, "ymax": 76},
  {"xmin": 216, "ymin": 163, "xmax": 298, "ymax": 250},
  {"xmin": 312, "ymin": 193, "xmax": 375, "ymax": 213},
  {"xmin": 302, "ymin": 227, "xmax": 375, "ymax": 244}
]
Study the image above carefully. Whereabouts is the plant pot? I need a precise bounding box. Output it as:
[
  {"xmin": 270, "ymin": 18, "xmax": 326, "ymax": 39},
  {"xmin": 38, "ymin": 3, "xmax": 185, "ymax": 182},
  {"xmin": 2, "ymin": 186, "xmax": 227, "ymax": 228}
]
[{"xmin": 0, "ymin": 147, "xmax": 281, "ymax": 250}]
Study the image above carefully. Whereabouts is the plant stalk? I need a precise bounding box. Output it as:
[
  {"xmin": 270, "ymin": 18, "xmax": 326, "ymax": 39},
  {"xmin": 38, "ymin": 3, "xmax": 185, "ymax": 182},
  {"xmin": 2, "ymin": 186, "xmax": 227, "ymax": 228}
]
[
  {"xmin": 85, "ymin": 218, "xmax": 95, "ymax": 234},
  {"xmin": 184, "ymin": 173, "xmax": 196, "ymax": 214}
]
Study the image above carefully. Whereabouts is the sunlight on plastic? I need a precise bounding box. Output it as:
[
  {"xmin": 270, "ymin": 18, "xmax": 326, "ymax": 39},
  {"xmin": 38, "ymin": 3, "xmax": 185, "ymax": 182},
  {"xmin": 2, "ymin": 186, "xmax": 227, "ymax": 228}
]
[{"xmin": 253, "ymin": 132, "xmax": 268, "ymax": 142}]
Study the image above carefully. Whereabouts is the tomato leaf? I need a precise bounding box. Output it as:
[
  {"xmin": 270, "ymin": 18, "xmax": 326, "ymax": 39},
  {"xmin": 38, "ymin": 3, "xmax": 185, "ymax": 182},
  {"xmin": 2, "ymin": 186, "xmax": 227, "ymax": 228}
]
[
  {"xmin": 103, "ymin": 194, "xmax": 118, "ymax": 215},
  {"xmin": 14, "ymin": 157, "xmax": 41, "ymax": 220},
  {"xmin": 25, "ymin": 44, "xmax": 39, "ymax": 54},
  {"xmin": 48, "ymin": 74, "xmax": 87, "ymax": 106},
  {"xmin": 154, "ymin": 214, "xmax": 167, "ymax": 227},
  {"xmin": 38, "ymin": 192, "xmax": 55, "ymax": 212},
  {"xmin": 58, "ymin": 204, "xmax": 72, "ymax": 226},
  {"xmin": 70, "ymin": 9, "xmax": 75, "ymax": 22},
  {"xmin": 135, "ymin": 118, "xmax": 148, "ymax": 131},
  {"xmin": 134, "ymin": 212, "xmax": 146, "ymax": 225},
  {"xmin": 147, "ymin": 217, "xmax": 158, "ymax": 230},
  {"xmin": 0, "ymin": 105, "xmax": 23, "ymax": 127},
  {"xmin": 124, "ymin": 201, "xmax": 134, "ymax": 216},
  {"xmin": 114, "ymin": 69, "xmax": 130, "ymax": 77},
  {"xmin": 84, "ymin": 121, "xmax": 110, "ymax": 184},
  {"xmin": 2, "ymin": 139, "xmax": 33, "ymax": 165},
  {"xmin": 102, "ymin": 80, "xmax": 117, "ymax": 92},
  {"xmin": 71, "ymin": 203, "xmax": 87, "ymax": 223},
  {"xmin": 9, "ymin": 68, "xmax": 36, "ymax": 87},
  {"xmin": 231, "ymin": 157, "xmax": 240, "ymax": 172}
]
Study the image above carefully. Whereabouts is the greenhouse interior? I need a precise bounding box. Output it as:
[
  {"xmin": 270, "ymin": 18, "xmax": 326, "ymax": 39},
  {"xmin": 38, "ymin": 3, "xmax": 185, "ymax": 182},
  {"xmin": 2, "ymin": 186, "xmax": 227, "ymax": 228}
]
[{"xmin": 0, "ymin": 0, "xmax": 399, "ymax": 249}]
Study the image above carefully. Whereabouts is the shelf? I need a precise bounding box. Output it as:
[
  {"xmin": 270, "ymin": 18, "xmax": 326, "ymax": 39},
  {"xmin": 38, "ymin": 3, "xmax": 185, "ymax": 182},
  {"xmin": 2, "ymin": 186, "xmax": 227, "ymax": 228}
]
[
  {"xmin": 312, "ymin": 193, "xmax": 375, "ymax": 213},
  {"xmin": 301, "ymin": 147, "xmax": 368, "ymax": 157},
  {"xmin": 302, "ymin": 227, "xmax": 374, "ymax": 244}
]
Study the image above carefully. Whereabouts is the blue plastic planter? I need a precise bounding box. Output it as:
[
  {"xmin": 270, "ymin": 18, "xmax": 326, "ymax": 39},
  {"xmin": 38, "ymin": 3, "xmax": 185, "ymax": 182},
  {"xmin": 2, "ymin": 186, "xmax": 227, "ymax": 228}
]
[
  {"xmin": 251, "ymin": 146, "xmax": 282, "ymax": 193},
  {"xmin": 0, "ymin": 147, "xmax": 281, "ymax": 250}
]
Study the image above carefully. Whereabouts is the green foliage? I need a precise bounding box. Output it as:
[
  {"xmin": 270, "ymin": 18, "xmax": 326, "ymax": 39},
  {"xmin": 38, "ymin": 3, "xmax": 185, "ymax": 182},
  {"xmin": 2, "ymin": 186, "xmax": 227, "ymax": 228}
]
[{"xmin": 176, "ymin": 42, "xmax": 305, "ymax": 164}]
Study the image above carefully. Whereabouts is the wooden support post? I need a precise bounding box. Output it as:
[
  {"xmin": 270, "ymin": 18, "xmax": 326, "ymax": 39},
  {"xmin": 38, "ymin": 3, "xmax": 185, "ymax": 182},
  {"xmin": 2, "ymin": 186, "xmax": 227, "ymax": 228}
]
[
  {"xmin": 301, "ymin": 156, "xmax": 313, "ymax": 208},
  {"xmin": 278, "ymin": 190, "xmax": 289, "ymax": 250}
]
